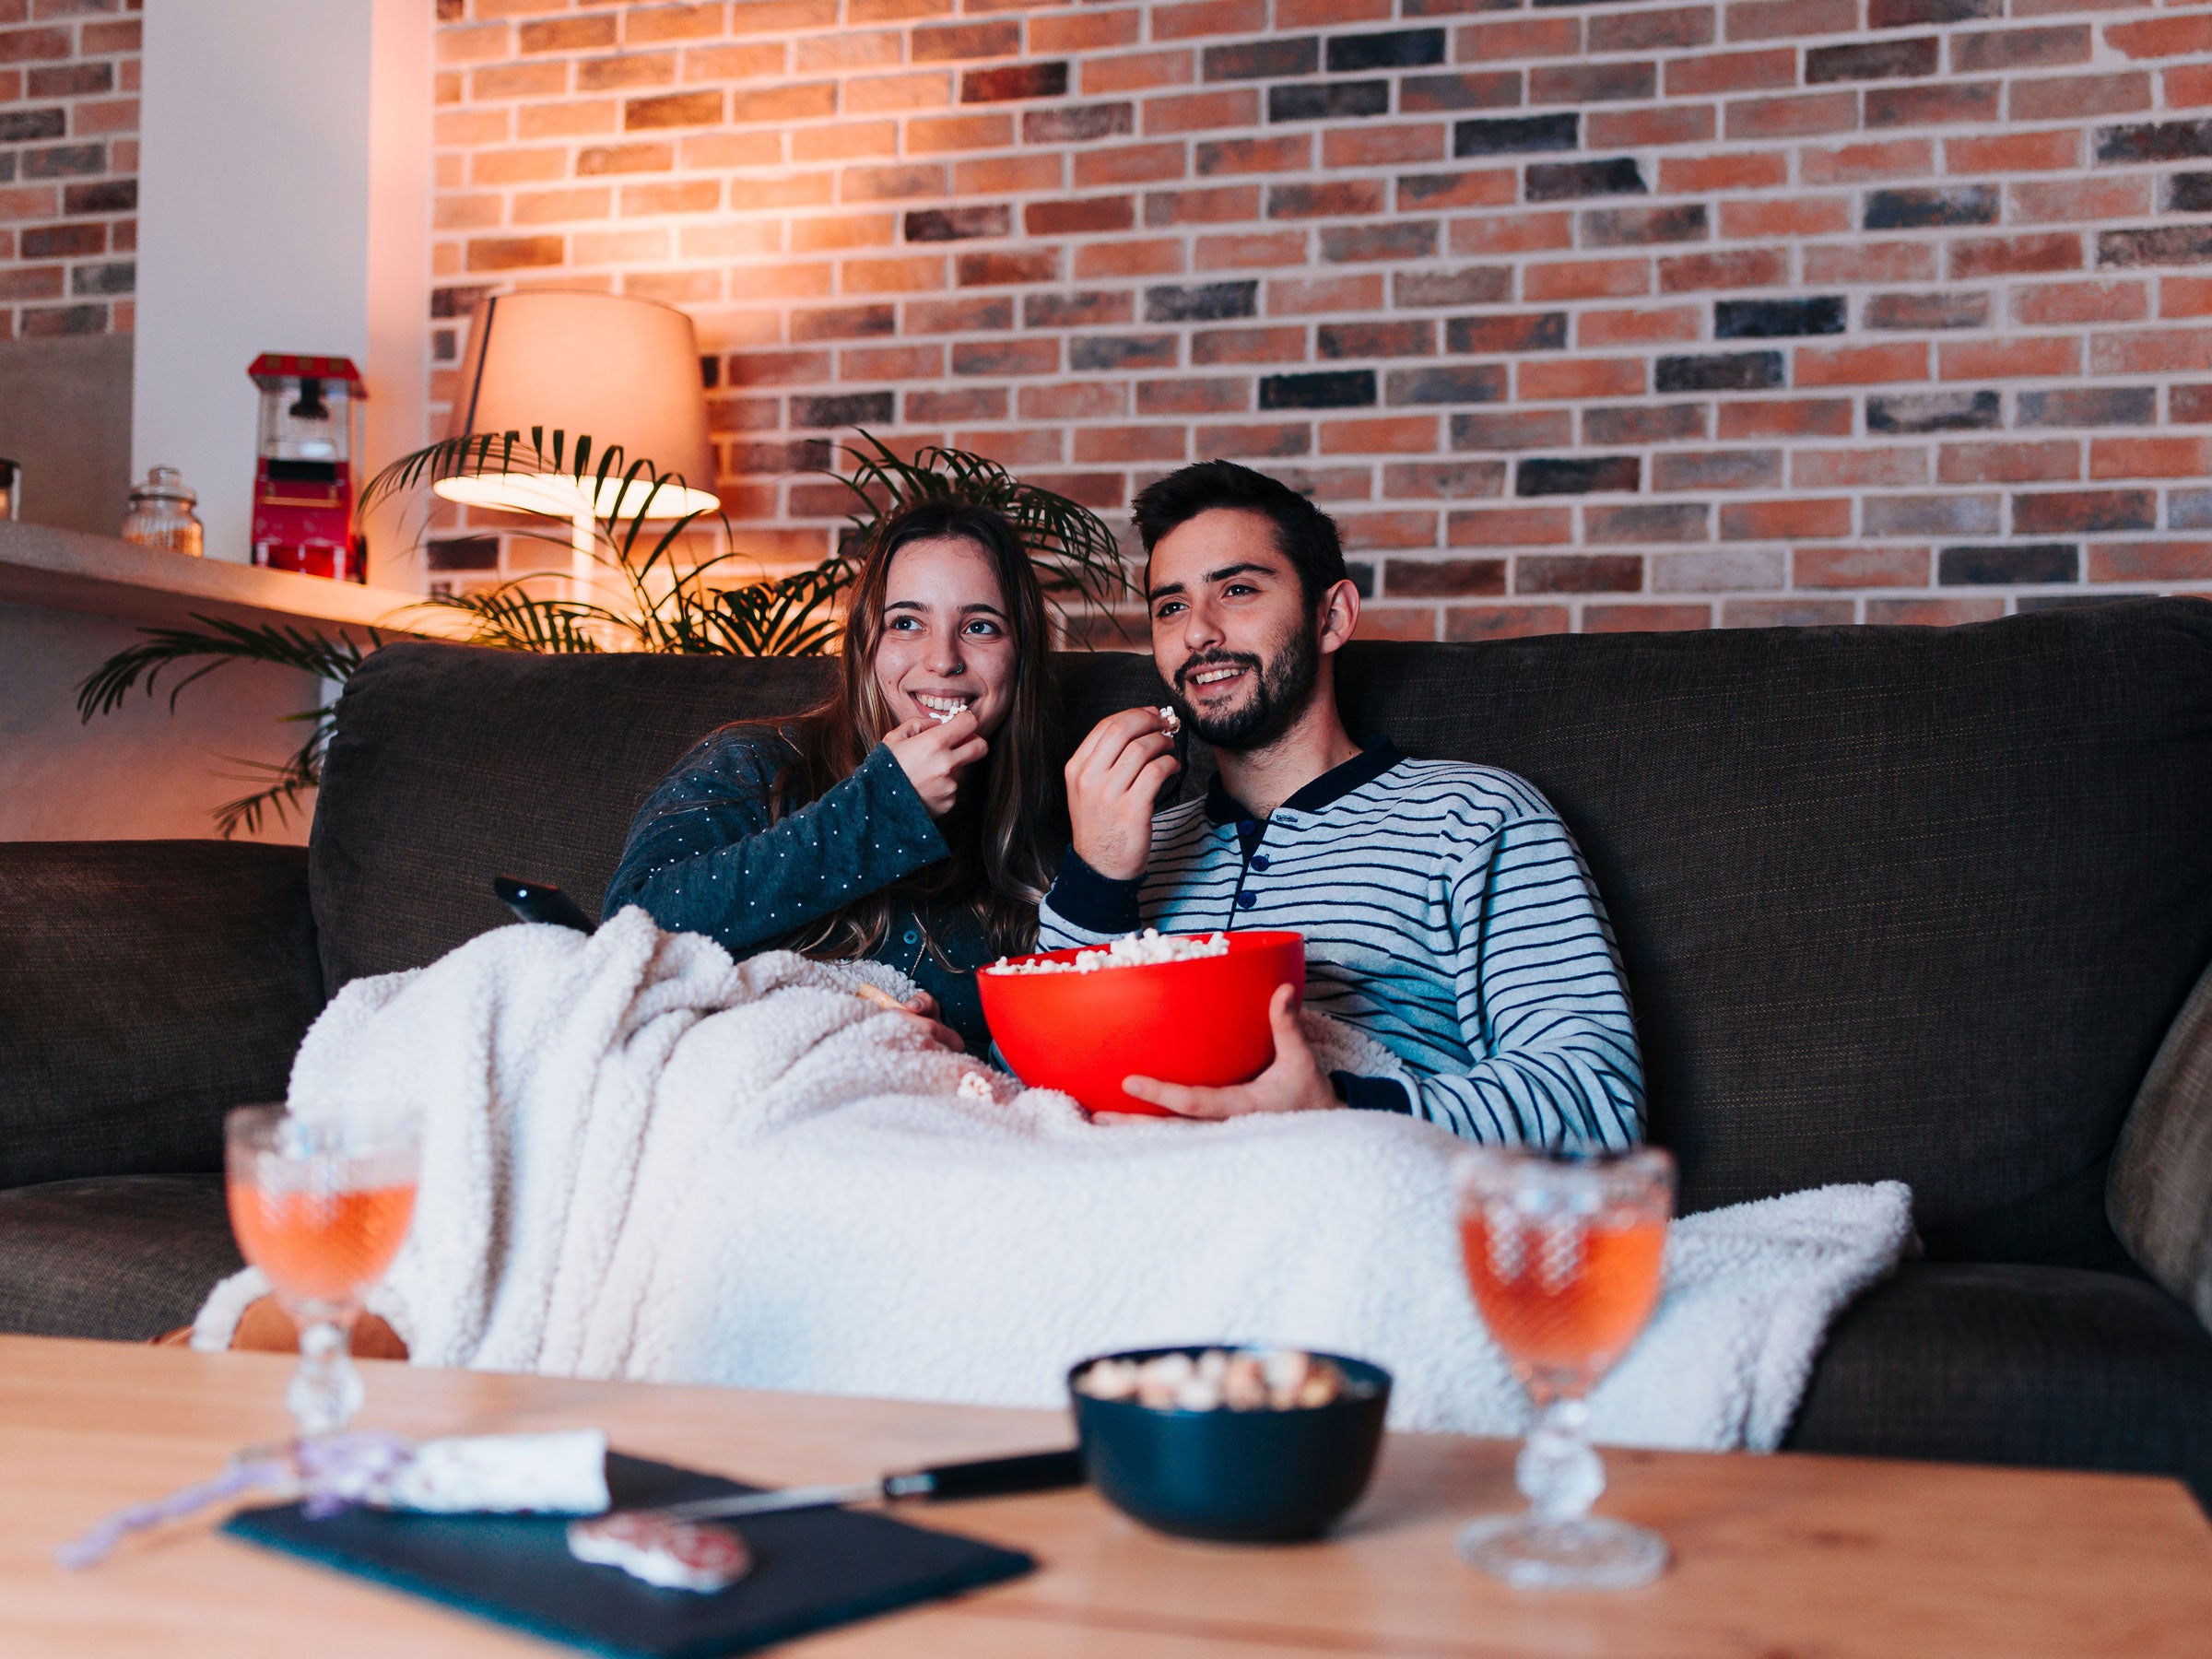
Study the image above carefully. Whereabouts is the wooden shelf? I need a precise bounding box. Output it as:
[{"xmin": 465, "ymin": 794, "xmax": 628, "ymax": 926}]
[{"xmin": 0, "ymin": 520, "xmax": 470, "ymax": 638}]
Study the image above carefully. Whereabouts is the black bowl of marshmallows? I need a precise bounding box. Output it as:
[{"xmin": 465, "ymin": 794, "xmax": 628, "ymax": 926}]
[{"xmin": 1067, "ymin": 1346, "xmax": 1392, "ymax": 1542}]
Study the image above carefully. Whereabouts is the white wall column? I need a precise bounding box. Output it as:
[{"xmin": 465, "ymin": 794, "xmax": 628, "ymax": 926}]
[{"xmin": 134, "ymin": 0, "xmax": 430, "ymax": 583}]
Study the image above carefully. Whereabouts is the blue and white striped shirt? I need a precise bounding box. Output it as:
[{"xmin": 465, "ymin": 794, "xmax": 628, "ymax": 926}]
[{"xmin": 1038, "ymin": 741, "xmax": 1644, "ymax": 1149}]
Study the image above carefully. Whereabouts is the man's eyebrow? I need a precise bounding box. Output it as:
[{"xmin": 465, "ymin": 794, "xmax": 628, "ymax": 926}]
[{"xmin": 1146, "ymin": 561, "xmax": 1276, "ymax": 602}]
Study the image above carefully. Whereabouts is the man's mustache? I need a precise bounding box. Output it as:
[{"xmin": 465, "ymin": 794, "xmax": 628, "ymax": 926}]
[{"xmin": 1173, "ymin": 652, "xmax": 1263, "ymax": 694}]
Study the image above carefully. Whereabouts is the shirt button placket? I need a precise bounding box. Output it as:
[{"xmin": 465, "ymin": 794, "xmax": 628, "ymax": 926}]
[{"xmin": 1236, "ymin": 819, "xmax": 1260, "ymax": 914}]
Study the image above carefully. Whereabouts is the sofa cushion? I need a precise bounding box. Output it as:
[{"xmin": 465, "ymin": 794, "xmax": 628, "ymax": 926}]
[
  {"xmin": 312, "ymin": 602, "xmax": 2212, "ymax": 1267},
  {"xmin": 0, "ymin": 1175, "xmax": 243, "ymax": 1340},
  {"xmin": 2110, "ymin": 952, "xmax": 2212, "ymax": 1335},
  {"xmin": 1785, "ymin": 1262, "xmax": 2212, "ymax": 1508},
  {"xmin": 309, "ymin": 642, "xmax": 1167, "ymax": 991},
  {"xmin": 0, "ymin": 841, "xmax": 323, "ymax": 1187},
  {"xmin": 1327, "ymin": 599, "xmax": 2212, "ymax": 1266}
]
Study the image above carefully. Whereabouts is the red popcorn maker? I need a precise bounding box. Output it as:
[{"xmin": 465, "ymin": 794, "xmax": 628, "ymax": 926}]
[{"xmin": 249, "ymin": 353, "xmax": 368, "ymax": 582}]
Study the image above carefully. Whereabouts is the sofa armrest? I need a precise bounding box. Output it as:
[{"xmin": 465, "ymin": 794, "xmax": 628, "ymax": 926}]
[
  {"xmin": 2110, "ymin": 949, "xmax": 2212, "ymax": 1335},
  {"xmin": 0, "ymin": 841, "xmax": 323, "ymax": 1188}
]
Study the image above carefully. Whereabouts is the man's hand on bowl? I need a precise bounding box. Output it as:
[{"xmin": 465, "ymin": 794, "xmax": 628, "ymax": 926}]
[{"xmin": 1121, "ymin": 984, "xmax": 1335, "ymax": 1119}]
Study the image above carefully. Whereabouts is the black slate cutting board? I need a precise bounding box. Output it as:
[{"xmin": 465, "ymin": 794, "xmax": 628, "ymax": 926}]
[{"xmin": 220, "ymin": 1452, "xmax": 1037, "ymax": 1658}]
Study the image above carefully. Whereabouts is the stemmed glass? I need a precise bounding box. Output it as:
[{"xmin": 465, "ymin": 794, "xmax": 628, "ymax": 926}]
[
  {"xmin": 1452, "ymin": 1145, "xmax": 1675, "ymax": 1590},
  {"xmin": 224, "ymin": 1106, "xmax": 419, "ymax": 1440}
]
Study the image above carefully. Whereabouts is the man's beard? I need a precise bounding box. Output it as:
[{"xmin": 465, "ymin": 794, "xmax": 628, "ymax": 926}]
[{"xmin": 1170, "ymin": 617, "xmax": 1321, "ymax": 754}]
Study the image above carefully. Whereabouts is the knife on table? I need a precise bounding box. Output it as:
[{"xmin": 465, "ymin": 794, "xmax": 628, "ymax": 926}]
[
  {"xmin": 639, "ymin": 1447, "xmax": 1085, "ymax": 1524},
  {"xmin": 566, "ymin": 1448, "xmax": 1085, "ymax": 1589}
]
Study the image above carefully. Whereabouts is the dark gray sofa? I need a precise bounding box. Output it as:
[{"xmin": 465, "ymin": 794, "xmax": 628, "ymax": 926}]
[{"xmin": 6, "ymin": 599, "xmax": 2210, "ymax": 1503}]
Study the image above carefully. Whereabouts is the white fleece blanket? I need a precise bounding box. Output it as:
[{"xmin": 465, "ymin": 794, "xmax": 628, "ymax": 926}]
[{"xmin": 196, "ymin": 908, "xmax": 1912, "ymax": 1451}]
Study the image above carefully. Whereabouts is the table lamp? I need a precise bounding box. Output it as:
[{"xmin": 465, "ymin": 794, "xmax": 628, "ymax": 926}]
[{"xmin": 436, "ymin": 290, "xmax": 720, "ymax": 591}]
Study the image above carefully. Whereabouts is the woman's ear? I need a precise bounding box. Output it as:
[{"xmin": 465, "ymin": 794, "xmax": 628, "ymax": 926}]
[{"xmin": 1317, "ymin": 577, "xmax": 1360, "ymax": 655}]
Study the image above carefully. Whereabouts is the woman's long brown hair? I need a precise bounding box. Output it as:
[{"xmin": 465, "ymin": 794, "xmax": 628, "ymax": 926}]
[{"xmin": 766, "ymin": 500, "xmax": 1057, "ymax": 963}]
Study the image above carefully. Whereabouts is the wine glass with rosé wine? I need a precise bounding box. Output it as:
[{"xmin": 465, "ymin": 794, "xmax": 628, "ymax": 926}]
[
  {"xmin": 224, "ymin": 1106, "xmax": 419, "ymax": 1440},
  {"xmin": 1452, "ymin": 1145, "xmax": 1675, "ymax": 1591}
]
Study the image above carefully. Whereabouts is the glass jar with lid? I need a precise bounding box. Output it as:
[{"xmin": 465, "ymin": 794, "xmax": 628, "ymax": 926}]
[{"xmin": 121, "ymin": 465, "xmax": 205, "ymax": 556}]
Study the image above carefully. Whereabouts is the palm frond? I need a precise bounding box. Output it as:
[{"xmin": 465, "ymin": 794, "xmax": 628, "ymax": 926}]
[
  {"xmin": 359, "ymin": 429, "xmax": 525, "ymax": 514},
  {"xmin": 207, "ymin": 742, "xmax": 327, "ymax": 840},
  {"xmin": 362, "ymin": 428, "xmax": 729, "ymax": 593},
  {"xmin": 76, "ymin": 617, "xmax": 379, "ymax": 722},
  {"xmin": 412, "ymin": 584, "xmax": 627, "ymax": 654},
  {"xmin": 606, "ymin": 509, "xmax": 744, "ymax": 655},
  {"xmin": 701, "ymin": 568, "xmax": 848, "ymax": 656},
  {"xmin": 821, "ymin": 431, "xmax": 1132, "ymax": 623}
]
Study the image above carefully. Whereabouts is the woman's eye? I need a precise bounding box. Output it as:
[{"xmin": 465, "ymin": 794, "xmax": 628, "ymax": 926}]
[
  {"xmin": 888, "ymin": 616, "xmax": 919, "ymax": 630},
  {"xmin": 963, "ymin": 619, "xmax": 1000, "ymax": 638}
]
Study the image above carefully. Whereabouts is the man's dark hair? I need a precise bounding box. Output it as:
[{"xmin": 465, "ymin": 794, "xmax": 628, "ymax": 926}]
[{"xmin": 1131, "ymin": 460, "xmax": 1347, "ymax": 610}]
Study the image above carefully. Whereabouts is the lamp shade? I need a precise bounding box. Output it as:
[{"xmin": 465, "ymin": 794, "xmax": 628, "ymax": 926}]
[{"xmin": 438, "ymin": 290, "xmax": 719, "ymax": 521}]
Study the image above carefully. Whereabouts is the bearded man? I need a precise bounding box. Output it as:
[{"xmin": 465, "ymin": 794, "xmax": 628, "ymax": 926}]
[{"xmin": 1039, "ymin": 460, "xmax": 1645, "ymax": 1148}]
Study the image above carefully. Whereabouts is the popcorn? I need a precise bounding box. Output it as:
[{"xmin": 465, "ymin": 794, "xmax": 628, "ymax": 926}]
[
  {"xmin": 915, "ymin": 693, "xmax": 972, "ymax": 725},
  {"xmin": 986, "ymin": 928, "xmax": 1230, "ymax": 976},
  {"xmin": 1157, "ymin": 705, "xmax": 1182, "ymax": 735},
  {"xmin": 1074, "ymin": 1348, "xmax": 1362, "ymax": 1413}
]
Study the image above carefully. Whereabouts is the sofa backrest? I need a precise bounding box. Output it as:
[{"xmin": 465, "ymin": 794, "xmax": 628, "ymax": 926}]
[
  {"xmin": 310, "ymin": 641, "xmax": 1165, "ymax": 986},
  {"xmin": 0, "ymin": 840, "xmax": 323, "ymax": 1184},
  {"xmin": 312, "ymin": 599, "xmax": 2212, "ymax": 1269}
]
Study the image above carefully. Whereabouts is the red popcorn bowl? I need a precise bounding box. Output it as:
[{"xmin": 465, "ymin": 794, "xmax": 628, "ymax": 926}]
[{"xmin": 980, "ymin": 931, "xmax": 1305, "ymax": 1117}]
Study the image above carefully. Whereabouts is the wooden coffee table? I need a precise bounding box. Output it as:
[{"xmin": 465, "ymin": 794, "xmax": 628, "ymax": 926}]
[{"xmin": 3, "ymin": 1333, "xmax": 2207, "ymax": 1657}]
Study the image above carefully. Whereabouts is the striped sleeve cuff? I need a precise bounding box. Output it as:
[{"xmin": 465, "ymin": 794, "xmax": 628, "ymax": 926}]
[
  {"xmin": 1332, "ymin": 1071, "xmax": 1413, "ymax": 1115},
  {"xmin": 1043, "ymin": 845, "xmax": 1143, "ymax": 937}
]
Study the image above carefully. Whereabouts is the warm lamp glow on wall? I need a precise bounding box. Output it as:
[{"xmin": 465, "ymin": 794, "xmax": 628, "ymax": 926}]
[{"xmin": 438, "ymin": 290, "xmax": 720, "ymax": 591}]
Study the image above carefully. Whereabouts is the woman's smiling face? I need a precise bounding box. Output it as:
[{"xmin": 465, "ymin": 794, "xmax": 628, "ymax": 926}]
[{"xmin": 872, "ymin": 534, "xmax": 1018, "ymax": 738}]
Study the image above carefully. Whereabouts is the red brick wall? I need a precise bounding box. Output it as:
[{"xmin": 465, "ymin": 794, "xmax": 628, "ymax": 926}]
[
  {"xmin": 0, "ymin": 0, "xmax": 138, "ymax": 343},
  {"xmin": 429, "ymin": 0, "xmax": 2212, "ymax": 636}
]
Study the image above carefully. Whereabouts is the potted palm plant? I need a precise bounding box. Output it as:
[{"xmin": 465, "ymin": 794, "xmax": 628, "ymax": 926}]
[{"xmin": 77, "ymin": 431, "xmax": 1129, "ymax": 836}]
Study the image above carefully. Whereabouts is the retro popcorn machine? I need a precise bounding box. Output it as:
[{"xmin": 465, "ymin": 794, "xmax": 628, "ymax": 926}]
[{"xmin": 249, "ymin": 353, "xmax": 368, "ymax": 582}]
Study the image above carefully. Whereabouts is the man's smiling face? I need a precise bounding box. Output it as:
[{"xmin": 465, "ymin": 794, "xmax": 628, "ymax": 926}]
[{"xmin": 1147, "ymin": 508, "xmax": 1323, "ymax": 754}]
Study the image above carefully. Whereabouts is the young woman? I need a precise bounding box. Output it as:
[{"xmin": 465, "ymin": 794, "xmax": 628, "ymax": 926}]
[
  {"xmin": 180, "ymin": 504, "xmax": 1056, "ymax": 1360},
  {"xmin": 602, "ymin": 500, "xmax": 1059, "ymax": 1050}
]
